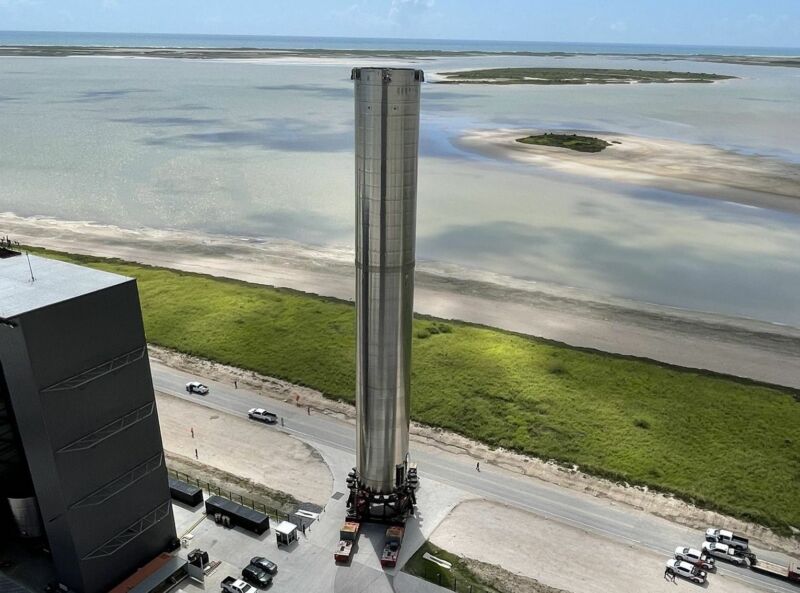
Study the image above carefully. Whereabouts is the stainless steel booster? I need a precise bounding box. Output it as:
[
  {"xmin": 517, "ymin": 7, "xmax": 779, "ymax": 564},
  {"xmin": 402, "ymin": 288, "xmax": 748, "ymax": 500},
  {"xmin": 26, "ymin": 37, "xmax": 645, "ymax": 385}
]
[{"xmin": 353, "ymin": 67, "xmax": 423, "ymax": 493}]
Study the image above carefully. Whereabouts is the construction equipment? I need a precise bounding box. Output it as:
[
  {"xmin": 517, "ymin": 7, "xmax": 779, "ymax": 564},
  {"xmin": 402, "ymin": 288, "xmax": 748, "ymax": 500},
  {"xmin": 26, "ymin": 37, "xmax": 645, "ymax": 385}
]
[
  {"xmin": 380, "ymin": 526, "xmax": 405, "ymax": 568},
  {"xmin": 334, "ymin": 522, "xmax": 360, "ymax": 564}
]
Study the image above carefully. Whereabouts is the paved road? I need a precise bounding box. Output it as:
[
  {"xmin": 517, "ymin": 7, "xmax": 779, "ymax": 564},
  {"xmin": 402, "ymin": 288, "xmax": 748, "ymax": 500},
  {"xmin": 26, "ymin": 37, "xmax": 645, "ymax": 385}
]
[{"xmin": 152, "ymin": 362, "xmax": 798, "ymax": 593}]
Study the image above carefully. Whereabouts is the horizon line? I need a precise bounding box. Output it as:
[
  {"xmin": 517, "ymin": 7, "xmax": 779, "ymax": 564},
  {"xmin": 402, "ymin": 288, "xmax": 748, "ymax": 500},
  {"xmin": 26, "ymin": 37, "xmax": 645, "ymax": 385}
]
[{"xmin": 1, "ymin": 29, "xmax": 799, "ymax": 52}]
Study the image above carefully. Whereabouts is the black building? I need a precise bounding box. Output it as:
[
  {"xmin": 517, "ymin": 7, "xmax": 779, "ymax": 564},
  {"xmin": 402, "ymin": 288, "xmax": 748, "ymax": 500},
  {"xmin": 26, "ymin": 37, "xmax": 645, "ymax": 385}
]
[{"xmin": 0, "ymin": 250, "xmax": 176, "ymax": 593}]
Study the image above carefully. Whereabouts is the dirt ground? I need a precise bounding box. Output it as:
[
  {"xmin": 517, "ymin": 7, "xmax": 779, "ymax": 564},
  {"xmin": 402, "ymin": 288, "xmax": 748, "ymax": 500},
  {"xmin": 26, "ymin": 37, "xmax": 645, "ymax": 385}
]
[
  {"xmin": 165, "ymin": 453, "xmax": 298, "ymax": 514},
  {"xmin": 155, "ymin": 391, "xmax": 333, "ymax": 507},
  {"xmin": 149, "ymin": 345, "xmax": 800, "ymax": 557},
  {"xmin": 464, "ymin": 557, "xmax": 568, "ymax": 593},
  {"xmin": 430, "ymin": 500, "xmax": 757, "ymax": 593}
]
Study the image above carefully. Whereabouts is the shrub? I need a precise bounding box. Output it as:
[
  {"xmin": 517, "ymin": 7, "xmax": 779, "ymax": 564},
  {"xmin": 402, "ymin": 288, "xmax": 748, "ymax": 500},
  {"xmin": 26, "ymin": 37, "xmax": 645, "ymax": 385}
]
[{"xmin": 546, "ymin": 360, "xmax": 567, "ymax": 375}]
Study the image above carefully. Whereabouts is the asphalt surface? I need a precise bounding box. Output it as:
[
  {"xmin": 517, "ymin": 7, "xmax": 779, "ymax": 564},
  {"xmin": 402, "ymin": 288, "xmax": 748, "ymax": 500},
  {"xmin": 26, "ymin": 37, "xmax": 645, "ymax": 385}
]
[{"xmin": 152, "ymin": 362, "xmax": 798, "ymax": 593}]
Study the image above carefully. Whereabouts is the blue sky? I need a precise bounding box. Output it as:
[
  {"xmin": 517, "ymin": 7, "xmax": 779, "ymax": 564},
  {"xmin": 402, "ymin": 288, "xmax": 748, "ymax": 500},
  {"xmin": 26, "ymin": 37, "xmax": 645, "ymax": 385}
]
[{"xmin": 1, "ymin": 0, "xmax": 799, "ymax": 48}]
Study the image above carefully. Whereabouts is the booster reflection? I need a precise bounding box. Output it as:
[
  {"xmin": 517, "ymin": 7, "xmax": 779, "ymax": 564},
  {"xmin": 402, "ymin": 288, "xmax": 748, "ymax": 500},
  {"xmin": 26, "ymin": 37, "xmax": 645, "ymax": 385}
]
[{"xmin": 346, "ymin": 67, "xmax": 423, "ymax": 523}]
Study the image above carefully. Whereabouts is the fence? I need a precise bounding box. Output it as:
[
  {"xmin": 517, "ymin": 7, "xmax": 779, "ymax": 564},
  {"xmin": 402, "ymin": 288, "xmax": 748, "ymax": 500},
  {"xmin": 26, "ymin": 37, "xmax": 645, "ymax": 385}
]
[
  {"xmin": 168, "ymin": 468, "xmax": 291, "ymax": 522},
  {"xmin": 421, "ymin": 562, "xmax": 491, "ymax": 593}
]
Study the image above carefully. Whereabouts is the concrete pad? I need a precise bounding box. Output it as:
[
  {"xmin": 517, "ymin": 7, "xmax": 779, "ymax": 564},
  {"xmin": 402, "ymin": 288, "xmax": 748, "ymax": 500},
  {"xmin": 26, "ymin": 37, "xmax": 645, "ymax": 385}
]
[
  {"xmin": 394, "ymin": 572, "xmax": 452, "ymax": 593},
  {"xmin": 172, "ymin": 500, "xmax": 205, "ymax": 537},
  {"xmin": 307, "ymin": 441, "xmax": 471, "ymax": 573},
  {"xmin": 167, "ymin": 435, "xmax": 472, "ymax": 593}
]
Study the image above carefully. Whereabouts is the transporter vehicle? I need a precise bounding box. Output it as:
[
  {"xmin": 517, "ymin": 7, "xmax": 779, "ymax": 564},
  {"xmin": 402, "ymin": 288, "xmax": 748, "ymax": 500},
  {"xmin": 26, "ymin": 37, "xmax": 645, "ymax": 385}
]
[
  {"xmin": 250, "ymin": 557, "xmax": 278, "ymax": 575},
  {"xmin": 702, "ymin": 541, "xmax": 748, "ymax": 565},
  {"xmin": 334, "ymin": 522, "xmax": 360, "ymax": 564},
  {"xmin": 749, "ymin": 556, "xmax": 800, "ymax": 582},
  {"xmin": 674, "ymin": 546, "xmax": 715, "ymax": 570},
  {"xmin": 186, "ymin": 381, "xmax": 209, "ymax": 395},
  {"xmin": 248, "ymin": 408, "xmax": 278, "ymax": 424},
  {"xmin": 665, "ymin": 559, "xmax": 707, "ymax": 584},
  {"xmin": 705, "ymin": 528, "xmax": 749, "ymax": 552},
  {"xmin": 407, "ymin": 463, "xmax": 419, "ymax": 489},
  {"xmin": 241, "ymin": 564, "xmax": 272, "ymax": 588},
  {"xmin": 221, "ymin": 576, "xmax": 257, "ymax": 593},
  {"xmin": 380, "ymin": 526, "xmax": 405, "ymax": 568}
]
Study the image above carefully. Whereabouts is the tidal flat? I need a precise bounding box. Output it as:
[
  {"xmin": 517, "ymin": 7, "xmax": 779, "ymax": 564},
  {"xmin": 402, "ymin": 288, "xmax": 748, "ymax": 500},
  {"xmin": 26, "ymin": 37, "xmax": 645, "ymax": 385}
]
[
  {"xmin": 0, "ymin": 44, "xmax": 798, "ymax": 68},
  {"xmin": 437, "ymin": 67, "xmax": 736, "ymax": 84},
  {"xmin": 2, "ymin": 52, "xmax": 800, "ymax": 330}
]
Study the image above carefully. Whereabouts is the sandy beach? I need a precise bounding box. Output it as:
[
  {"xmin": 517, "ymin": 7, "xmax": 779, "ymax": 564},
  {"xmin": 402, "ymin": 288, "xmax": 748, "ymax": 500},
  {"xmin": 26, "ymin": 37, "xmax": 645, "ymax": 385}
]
[
  {"xmin": 458, "ymin": 129, "xmax": 800, "ymax": 213},
  {"xmin": 3, "ymin": 212, "xmax": 799, "ymax": 389}
]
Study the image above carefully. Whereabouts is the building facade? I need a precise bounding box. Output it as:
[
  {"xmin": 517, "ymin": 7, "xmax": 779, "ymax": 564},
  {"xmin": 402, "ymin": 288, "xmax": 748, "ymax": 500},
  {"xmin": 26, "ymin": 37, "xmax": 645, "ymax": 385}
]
[{"xmin": 0, "ymin": 251, "xmax": 176, "ymax": 593}]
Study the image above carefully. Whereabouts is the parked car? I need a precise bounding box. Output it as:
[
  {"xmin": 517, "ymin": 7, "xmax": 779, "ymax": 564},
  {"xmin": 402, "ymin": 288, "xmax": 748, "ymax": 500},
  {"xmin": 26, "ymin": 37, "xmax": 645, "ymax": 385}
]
[
  {"xmin": 241, "ymin": 564, "xmax": 272, "ymax": 588},
  {"xmin": 185, "ymin": 381, "xmax": 209, "ymax": 395},
  {"xmin": 701, "ymin": 541, "xmax": 749, "ymax": 565},
  {"xmin": 248, "ymin": 408, "xmax": 278, "ymax": 424},
  {"xmin": 665, "ymin": 559, "xmax": 707, "ymax": 584},
  {"xmin": 250, "ymin": 557, "xmax": 278, "ymax": 575},
  {"xmin": 674, "ymin": 546, "xmax": 715, "ymax": 570},
  {"xmin": 221, "ymin": 576, "xmax": 257, "ymax": 593}
]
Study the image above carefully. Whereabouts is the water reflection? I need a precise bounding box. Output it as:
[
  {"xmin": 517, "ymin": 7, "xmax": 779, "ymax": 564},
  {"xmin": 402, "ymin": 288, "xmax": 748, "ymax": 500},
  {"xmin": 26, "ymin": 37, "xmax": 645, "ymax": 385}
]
[
  {"xmin": 111, "ymin": 116, "xmax": 224, "ymax": 126},
  {"xmin": 254, "ymin": 83, "xmax": 352, "ymax": 99},
  {"xmin": 142, "ymin": 117, "xmax": 352, "ymax": 152},
  {"xmin": 0, "ymin": 55, "xmax": 799, "ymax": 325}
]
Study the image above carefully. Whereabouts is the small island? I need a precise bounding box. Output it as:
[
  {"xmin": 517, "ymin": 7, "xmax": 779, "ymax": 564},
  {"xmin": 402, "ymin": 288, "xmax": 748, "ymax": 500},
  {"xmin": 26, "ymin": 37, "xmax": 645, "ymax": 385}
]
[
  {"xmin": 516, "ymin": 133, "xmax": 611, "ymax": 153},
  {"xmin": 437, "ymin": 67, "xmax": 736, "ymax": 85}
]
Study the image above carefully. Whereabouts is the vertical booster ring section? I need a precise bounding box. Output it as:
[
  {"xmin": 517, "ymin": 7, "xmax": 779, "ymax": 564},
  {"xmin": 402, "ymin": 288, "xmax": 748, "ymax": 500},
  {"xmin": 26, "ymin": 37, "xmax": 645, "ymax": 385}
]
[{"xmin": 353, "ymin": 68, "xmax": 423, "ymax": 495}]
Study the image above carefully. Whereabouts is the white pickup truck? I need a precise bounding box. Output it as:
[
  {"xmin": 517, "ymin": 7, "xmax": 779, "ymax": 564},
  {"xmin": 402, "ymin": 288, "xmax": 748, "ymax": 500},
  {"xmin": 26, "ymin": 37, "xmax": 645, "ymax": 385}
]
[
  {"xmin": 221, "ymin": 576, "xmax": 257, "ymax": 593},
  {"xmin": 701, "ymin": 541, "xmax": 749, "ymax": 565},
  {"xmin": 674, "ymin": 546, "xmax": 715, "ymax": 570},
  {"xmin": 665, "ymin": 559, "xmax": 708, "ymax": 584},
  {"xmin": 705, "ymin": 528, "xmax": 750, "ymax": 552}
]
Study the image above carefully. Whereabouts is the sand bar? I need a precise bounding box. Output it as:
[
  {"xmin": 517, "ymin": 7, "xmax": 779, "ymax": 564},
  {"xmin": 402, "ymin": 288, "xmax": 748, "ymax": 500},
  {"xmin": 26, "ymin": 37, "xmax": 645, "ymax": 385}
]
[
  {"xmin": 0, "ymin": 46, "xmax": 798, "ymax": 69},
  {"xmin": 458, "ymin": 129, "xmax": 800, "ymax": 213}
]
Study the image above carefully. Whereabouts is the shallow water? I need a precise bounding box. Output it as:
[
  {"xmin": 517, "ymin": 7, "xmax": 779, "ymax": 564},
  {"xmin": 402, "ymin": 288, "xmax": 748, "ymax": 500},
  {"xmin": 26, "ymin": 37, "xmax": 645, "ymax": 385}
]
[{"xmin": 1, "ymin": 53, "xmax": 799, "ymax": 325}]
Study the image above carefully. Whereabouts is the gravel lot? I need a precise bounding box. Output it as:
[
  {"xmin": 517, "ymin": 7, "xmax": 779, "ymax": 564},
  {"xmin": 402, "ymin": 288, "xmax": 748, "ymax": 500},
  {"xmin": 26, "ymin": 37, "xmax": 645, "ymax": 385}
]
[
  {"xmin": 430, "ymin": 500, "xmax": 759, "ymax": 593},
  {"xmin": 156, "ymin": 392, "xmax": 333, "ymax": 506}
]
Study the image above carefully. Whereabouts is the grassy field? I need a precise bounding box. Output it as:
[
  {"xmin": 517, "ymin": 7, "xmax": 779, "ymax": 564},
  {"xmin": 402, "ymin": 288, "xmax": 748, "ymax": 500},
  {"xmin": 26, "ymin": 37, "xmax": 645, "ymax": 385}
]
[
  {"xmin": 517, "ymin": 133, "xmax": 611, "ymax": 153},
  {"xmin": 32, "ymin": 248, "xmax": 800, "ymax": 535},
  {"xmin": 404, "ymin": 541, "xmax": 560, "ymax": 593},
  {"xmin": 404, "ymin": 541, "xmax": 501, "ymax": 593},
  {"xmin": 438, "ymin": 67, "xmax": 735, "ymax": 85}
]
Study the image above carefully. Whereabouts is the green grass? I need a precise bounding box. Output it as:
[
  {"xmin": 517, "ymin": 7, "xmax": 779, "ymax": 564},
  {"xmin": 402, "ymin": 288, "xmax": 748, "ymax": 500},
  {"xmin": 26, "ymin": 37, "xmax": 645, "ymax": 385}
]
[
  {"xmin": 517, "ymin": 133, "xmax": 611, "ymax": 153},
  {"xmin": 30, "ymin": 248, "xmax": 800, "ymax": 536},
  {"xmin": 404, "ymin": 541, "xmax": 501, "ymax": 593},
  {"xmin": 438, "ymin": 67, "xmax": 736, "ymax": 85}
]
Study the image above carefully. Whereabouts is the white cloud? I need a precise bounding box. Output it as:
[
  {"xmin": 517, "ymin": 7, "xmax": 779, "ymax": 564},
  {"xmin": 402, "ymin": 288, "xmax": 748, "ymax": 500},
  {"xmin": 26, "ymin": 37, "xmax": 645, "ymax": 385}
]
[
  {"xmin": 389, "ymin": 0, "xmax": 434, "ymax": 22},
  {"xmin": 0, "ymin": 0, "xmax": 41, "ymax": 8},
  {"xmin": 609, "ymin": 20, "xmax": 628, "ymax": 33}
]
